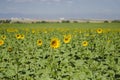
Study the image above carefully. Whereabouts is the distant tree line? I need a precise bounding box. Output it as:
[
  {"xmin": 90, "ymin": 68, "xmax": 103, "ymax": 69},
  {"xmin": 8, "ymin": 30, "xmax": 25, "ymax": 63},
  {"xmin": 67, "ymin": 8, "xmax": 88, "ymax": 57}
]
[
  {"xmin": 36, "ymin": 21, "xmax": 48, "ymax": 23},
  {"xmin": 104, "ymin": 20, "xmax": 120, "ymax": 23},
  {"xmin": 0, "ymin": 20, "xmax": 11, "ymax": 23},
  {"xmin": 104, "ymin": 20, "xmax": 109, "ymax": 23},
  {"xmin": 0, "ymin": 19, "xmax": 120, "ymax": 24},
  {"xmin": 111, "ymin": 20, "xmax": 120, "ymax": 23}
]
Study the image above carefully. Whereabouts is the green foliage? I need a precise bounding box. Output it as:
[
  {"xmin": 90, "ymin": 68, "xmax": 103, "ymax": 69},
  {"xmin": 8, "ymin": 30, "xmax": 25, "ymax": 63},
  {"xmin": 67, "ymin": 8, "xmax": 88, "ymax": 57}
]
[{"xmin": 0, "ymin": 23, "xmax": 120, "ymax": 80}]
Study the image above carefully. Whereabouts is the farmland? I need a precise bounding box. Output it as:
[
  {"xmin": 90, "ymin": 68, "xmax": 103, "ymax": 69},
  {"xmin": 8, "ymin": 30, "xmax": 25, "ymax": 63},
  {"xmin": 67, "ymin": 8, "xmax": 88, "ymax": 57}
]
[{"xmin": 0, "ymin": 23, "xmax": 120, "ymax": 80}]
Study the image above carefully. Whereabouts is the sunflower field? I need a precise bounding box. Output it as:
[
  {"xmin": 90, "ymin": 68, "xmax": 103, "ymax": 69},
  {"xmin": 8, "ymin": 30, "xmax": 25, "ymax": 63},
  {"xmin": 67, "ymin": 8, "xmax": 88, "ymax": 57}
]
[{"xmin": 0, "ymin": 23, "xmax": 120, "ymax": 80}]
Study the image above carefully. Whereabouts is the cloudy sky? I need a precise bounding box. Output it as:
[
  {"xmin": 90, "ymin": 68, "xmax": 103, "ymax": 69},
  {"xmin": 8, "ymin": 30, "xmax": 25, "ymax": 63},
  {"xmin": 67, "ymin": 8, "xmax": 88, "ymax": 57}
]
[{"xmin": 0, "ymin": 0, "xmax": 120, "ymax": 19}]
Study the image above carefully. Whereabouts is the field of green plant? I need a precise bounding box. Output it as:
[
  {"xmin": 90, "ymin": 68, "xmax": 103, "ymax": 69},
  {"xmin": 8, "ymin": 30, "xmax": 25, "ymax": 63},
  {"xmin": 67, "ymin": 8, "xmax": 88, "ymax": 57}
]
[{"xmin": 0, "ymin": 23, "xmax": 120, "ymax": 80}]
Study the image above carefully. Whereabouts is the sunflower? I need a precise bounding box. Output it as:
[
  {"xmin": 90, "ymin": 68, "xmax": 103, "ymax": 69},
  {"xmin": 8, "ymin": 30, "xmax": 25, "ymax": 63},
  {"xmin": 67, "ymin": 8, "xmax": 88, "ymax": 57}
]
[
  {"xmin": 64, "ymin": 36, "xmax": 71, "ymax": 43},
  {"xmin": 0, "ymin": 40, "xmax": 4, "ymax": 46},
  {"xmin": 97, "ymin": 28, "xmax": 103, "ymax": 34},
  {"xmin": 20, "ymin": 34, "xmax": 25, "ymax": 39},
  {"xmin": 7, "ymin": 47, "xmax": 12, "ymax": 52},
  {"xmin": 37, "ymin": 39, "xmax": 42, "ymax": 46},
  {"xmin": 16, "ymin": 34, "xmax": 21, "ymax": 39},
  {"xmin": 85, "ymin": 33, "xmax": 89, "ymax": 37},
  {"xmin": 44, "ymin": 31, "xmax": 47, "ymax": 33},
  {"xmin": 66, "ymin": 34, "xmax": 72, "ymax": 39},
  {"xmin": 50, "ymin": 38, "xmax": 60, "ymax": 49},
  {"xmin": 32, "ymin": 30, "xmax": 35, "ymax": 33},
  {"xmin": 63, "ymin": 34, "xmax": 72, "ymax": 43},
  {"xmin": 82, "ymin": 41, "xmax": 88, "ymax": 47},
  {"xmin": 1, "ymin": 35, "xmax": 6, "ymax": 40}
]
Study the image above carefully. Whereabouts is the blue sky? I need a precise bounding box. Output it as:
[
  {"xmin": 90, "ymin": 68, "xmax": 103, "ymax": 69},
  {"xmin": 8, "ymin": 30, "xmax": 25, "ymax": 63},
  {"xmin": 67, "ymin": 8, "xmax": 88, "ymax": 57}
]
[{"xmin": 0, "ymin": 0, "xmax": 120, "ymax": 19}]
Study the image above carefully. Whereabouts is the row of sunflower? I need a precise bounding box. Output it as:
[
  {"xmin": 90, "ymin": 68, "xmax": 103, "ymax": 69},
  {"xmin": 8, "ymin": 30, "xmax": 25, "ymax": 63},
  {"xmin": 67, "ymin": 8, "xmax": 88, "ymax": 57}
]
[
  {"xmin": 0, "ymin": 28, "xmax": 106, "ymax": 49},
  {"xmin": 0, "ymin": 34, "xmax": 89, "ymax": 49},
  {"xmin": 0, "ymin": 29, "xmax": 104, "ymax": 51},
  {"xmin": 4, "ymin": 27, "xmax": 104, "ymax": 33}
]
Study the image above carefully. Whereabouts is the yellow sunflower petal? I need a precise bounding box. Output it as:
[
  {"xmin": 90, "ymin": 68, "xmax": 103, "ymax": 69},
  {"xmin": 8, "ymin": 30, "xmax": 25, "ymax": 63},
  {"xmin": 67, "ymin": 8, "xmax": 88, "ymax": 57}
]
[{"xmin": 50, "ymin": 38, "xmax": 60, "ymax": 49}]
